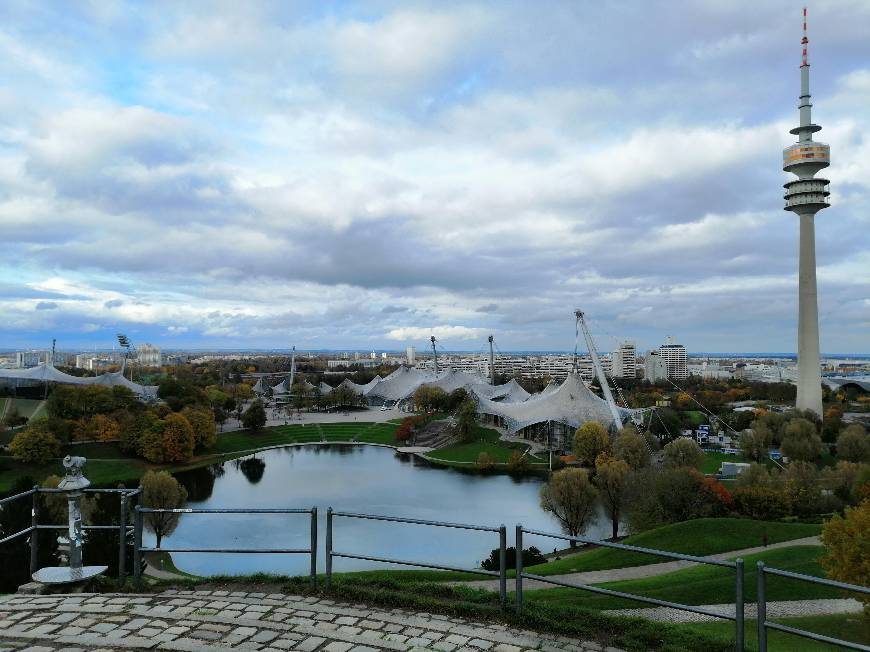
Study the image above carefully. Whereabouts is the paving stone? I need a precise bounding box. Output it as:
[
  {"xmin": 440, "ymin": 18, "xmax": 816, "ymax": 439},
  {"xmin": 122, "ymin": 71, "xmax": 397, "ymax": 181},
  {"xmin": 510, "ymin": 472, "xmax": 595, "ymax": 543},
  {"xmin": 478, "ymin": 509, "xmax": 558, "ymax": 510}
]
[
  {"xmin": 468, "ymin": 640, "xmax": 494, "ymax": 650},
  {"xmin": 494, "ymin": 645, "xmax": 522, "ymax": 652},
  {"xmin": 252, "ymin": 631, "xmax": 280, "ymax": 643},
  {"xmin": 297, "ymin": 636, "xmax": 326, "ymax": 652},
  {"xmin": 348, "ymin": 647, "xmax": 379, "ymax": 652},
  {"xmin": 191, "ymin": 630, "xmax": 224, "ymax": 641},
  {"xmin": 323, "ymin": 643, "xmax": 353, "ymax": 652}
]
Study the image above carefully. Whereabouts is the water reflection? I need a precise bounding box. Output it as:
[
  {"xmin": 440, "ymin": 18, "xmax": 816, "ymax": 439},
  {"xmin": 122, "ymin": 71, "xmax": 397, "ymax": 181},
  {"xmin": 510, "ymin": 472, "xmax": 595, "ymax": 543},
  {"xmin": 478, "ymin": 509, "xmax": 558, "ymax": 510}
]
[{"xmin": 161, "ymin": 444, "xmax": 617, "ymax": 577}]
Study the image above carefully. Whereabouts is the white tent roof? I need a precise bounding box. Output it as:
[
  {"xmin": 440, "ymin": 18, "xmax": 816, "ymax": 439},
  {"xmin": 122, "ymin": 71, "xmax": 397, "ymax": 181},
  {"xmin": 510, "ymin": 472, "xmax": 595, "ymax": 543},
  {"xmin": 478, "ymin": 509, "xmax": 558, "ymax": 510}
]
[
  {"xmin": 474, "ymin": 373, "xmax": 628, "ymax": 434},
  {"xmin": 365, "ymin": 366, "xmax": 441, "ymax": 401},
  {"xmin": 271, "ymin": 378, "xmax": 289, "ymax": 394},
  {"xmin": 0, "ymin": 363, "xmax": 158, "ymax": 399}
]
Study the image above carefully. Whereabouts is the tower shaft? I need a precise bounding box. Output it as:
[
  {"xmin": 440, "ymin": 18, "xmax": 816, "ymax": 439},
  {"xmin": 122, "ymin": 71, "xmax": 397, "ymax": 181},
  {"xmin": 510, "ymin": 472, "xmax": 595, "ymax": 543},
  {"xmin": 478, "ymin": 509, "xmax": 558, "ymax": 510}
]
[{"xmin": 796, "ymin": 213, "xmax": 822, "ymax": 413}]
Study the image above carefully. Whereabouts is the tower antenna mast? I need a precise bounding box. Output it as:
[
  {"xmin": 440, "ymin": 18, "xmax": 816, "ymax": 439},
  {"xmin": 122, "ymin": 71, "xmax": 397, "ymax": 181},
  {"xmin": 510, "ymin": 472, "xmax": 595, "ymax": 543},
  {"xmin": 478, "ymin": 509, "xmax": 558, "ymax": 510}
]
[
  {"xmin": 431, "ymin": 336, "xmax": 438, "ymax": 374},
  {"xmin": 487, "ymin": 335, "xmax": 496, "ymax": 386},
  {"xmin": 575, "ymin": 310, "xmax": 623, "ymax": 432}
]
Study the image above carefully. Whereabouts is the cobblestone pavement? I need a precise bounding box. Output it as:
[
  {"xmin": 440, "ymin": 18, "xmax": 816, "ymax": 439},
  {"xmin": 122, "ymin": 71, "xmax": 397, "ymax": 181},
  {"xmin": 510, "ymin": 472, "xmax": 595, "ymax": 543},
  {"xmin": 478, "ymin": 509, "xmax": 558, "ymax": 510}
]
[{"xmin": 0, "ymin": 590, "xmax": 623, "ymax": 652}]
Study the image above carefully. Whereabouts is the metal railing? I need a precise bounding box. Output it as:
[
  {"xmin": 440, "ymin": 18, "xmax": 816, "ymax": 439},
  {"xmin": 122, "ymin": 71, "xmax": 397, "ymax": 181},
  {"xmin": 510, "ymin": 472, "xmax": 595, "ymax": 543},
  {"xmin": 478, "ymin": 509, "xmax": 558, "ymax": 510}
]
[
  {"xmin": 515, "ymin": 525, "xmax": 745, "ymax": 652},
  {"xmin": 0, "ymin": 486, "xmax": 140, "ymax": 586},
  {"xmin": 326, "ymin": 508, "xmax": 509, "ymax": 605},
  {"xmin": 133, "ymin": 506, "xmax": 318, "ymax": 587},
  {"xmin": 756, "ymin": 561, "xmax": 870, "ymax": 651}
]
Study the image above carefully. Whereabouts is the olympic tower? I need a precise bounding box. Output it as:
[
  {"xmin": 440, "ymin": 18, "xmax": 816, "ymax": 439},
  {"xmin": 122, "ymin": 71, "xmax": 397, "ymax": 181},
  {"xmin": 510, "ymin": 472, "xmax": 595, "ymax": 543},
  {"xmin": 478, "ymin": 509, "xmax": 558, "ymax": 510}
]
[{"xmin": 783, "ymin": 7, "xmax": 830, "ymax": 418}]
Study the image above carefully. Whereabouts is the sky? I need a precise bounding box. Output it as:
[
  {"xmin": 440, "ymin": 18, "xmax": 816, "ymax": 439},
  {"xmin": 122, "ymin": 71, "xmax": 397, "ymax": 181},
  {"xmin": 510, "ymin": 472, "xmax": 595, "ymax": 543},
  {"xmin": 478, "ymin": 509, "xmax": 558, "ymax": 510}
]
[{"xmin": 1, "ymin": 1, "xmax": 869, "ymax": 355}]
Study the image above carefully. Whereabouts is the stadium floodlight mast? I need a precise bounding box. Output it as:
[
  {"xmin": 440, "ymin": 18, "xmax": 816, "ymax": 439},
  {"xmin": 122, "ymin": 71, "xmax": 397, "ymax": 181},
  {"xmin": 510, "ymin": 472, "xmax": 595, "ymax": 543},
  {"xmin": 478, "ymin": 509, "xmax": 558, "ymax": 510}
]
[{"xmin": 116, "ymin": 333, "xmax": 136, "ymax": 381}]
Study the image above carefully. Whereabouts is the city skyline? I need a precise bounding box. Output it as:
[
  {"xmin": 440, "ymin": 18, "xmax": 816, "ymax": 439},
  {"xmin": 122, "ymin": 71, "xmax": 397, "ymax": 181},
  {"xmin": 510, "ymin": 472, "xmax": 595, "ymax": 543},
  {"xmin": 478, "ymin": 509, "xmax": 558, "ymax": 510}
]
[{"xmin": 1, "ymin": 1, "xmax": 869, "ymax": 353}]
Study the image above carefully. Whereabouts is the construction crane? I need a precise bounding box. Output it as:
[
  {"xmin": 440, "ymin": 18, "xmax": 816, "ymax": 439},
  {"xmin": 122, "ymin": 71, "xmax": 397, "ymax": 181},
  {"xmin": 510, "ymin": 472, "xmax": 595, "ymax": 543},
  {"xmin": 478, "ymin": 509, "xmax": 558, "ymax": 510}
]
[{"xmin": 574, "ymin": 310, "xmax": 624, "ymax": 432}]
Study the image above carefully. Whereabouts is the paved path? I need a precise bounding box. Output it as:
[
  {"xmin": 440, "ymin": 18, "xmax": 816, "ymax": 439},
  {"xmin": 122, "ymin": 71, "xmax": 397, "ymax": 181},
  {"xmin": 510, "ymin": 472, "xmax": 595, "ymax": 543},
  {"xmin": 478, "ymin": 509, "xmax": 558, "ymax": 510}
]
[
  {"xmin": 0, "ymin": 590, "xmax": 622, "ymax": 652},
  {"xmin": 460, "ymin": 536, "xmax": 821, "ymax": 591},
  {"xmin": 603, "ymin": 598, "xmax": 864, "ymax": 623}
]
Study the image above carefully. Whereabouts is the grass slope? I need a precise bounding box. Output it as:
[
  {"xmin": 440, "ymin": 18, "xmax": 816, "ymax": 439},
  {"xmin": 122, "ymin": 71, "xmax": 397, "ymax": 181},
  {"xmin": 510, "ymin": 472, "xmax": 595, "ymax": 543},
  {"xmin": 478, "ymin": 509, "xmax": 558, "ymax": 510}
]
[
  {"xmin": 524, "ymin": 545, "xmax": 837, "ymax": 610},
  {"xmin": 426, "ymin": 426, "xmax": 546, "ymax": 465},
  {"xmin": 523, "ymin": 518, "xmax": 821, "ymax": 576}
]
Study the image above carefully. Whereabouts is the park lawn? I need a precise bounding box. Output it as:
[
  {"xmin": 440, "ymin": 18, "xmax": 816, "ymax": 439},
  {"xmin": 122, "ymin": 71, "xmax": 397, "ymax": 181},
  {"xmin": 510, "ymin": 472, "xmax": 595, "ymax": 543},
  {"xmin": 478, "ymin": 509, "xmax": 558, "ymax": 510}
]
[
  {"xmin": 427, "ymin": 426, "xmax": 547, "ymax": 465},
  {"xmin": 354, "ymin": 423, "xmax": 400, "ymax": 445},
  {"xmin": 683, "ymin": 410, "xmax": 707, "ymax": 425},
  {"xmin": 7, "ymin": 398, "xmax": 45, "ymax": 419},
  {"xmin": 0, "ymin": 456, "xmax": 147, "ymax": 492},
  {"xmin": 702, "ymin": 450, "xmax": 744, "ymax": 474},
  {"xmin": 68, "ymin": 441, "xmax": 135, "ymax": 459},
  {"xmin": 521, "ymin": 518, "xmax": 821, "ymax": 577},
  {"xmin": 684, "ymin": 613, "xmax": 870, "ymax": 651},
  {"xmin": 523, "ymin": 546, "xmax": 836, "ymax": 611}
]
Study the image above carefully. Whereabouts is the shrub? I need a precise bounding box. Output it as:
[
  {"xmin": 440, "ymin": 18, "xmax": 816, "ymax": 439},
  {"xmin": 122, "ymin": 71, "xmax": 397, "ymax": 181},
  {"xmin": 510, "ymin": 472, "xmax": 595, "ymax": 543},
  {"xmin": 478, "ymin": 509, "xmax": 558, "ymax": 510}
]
[
  {"xmin": 476, "ymin": 452, "xmax": 496, "ymax": 470},
  {"xmin": 9, "ymin": 418, "xmax": 61, "ymax": 464},
  {"xmin": 732, "ymin": 486, "xmax": 791, "ymax": 520},
  {"xmin": 480, "ymin": 546, "xmax": 546, "ymax": 571},
  {"xmin": 507, "ymin": 451, "xmax": 530, "ymax": 474}
]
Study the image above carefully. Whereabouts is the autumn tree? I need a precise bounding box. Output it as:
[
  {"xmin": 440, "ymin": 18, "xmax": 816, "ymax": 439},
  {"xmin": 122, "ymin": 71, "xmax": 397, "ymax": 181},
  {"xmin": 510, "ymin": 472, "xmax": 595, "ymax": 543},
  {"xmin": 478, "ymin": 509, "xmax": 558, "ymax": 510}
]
[
  {"xmin": 783, "ymin": 460, "xmax": 822, "ymax": 516},
  {"xmin": 539, "ymin": 468, "xmax": 598, "ymax": 545},
  {"xmin": 139, "ymin": 413, "xmax": 195, "ymax": 463},
  {"xmin": 10, "ymin": 418, "xmax": 61, "ymax": 464},
  {"xmin": 781, "ymin": 418, "xmax": 823, "ymax": 461},
  {"xmin": 182, "ymin": 407, "xmax": 217, "ymax": 450},
  {"xmin": 456, "ymin": 400, "xmax": 477, "ymax": 442},
  {"xmin": 739, "ymin": 428, "xmax": 770, "ymax": 463},
  {"xmin": 612, "ymin": 427, "xmax": 649, "ymax": 470},
  {"xmin": 413, "ymin": 385, "xmax": 448, "ymax": 412},
  {"xmin": 476, "ymin": 451, "xmax": 496, "ymax": 471},
  {"xmin": 242, "ymin": 400, "xmax": 267, "ymax": 432},
  {"xmin": 89, "ymin": 414, "xmax": 120, "ymax": 442},
  {"xmin": 821, "ymin": 500, "xmax": 870, "ymax": 617},
  {"xmin": 662, "ymin": 437, "xmax": 704, "ymax": 470},
  {"xmin": 573, "ymin": 421, "xmax": 611, "ymax": 466},
  {"xmin": 594, "ymin": 454, "xmax": 630, "ymax": 539},
  {"xmin": 837, "ymin": 425, "xmax": 870, "ymax": 463},
  {"xmin": 141, "ymin": 470, "xmax": 188, "ymax": 548}
]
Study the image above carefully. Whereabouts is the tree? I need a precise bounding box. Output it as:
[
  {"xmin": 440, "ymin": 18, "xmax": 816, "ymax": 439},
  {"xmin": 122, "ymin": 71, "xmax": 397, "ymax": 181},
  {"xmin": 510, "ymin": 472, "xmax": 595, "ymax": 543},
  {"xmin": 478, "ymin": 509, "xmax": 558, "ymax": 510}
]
[
  {"xmin": 573, "ymin": 421, "xmax": 611, "ymax": 466},
  {"xmin": 539, "ymin": 468, "xmax": 599, "ymax": 544},
  {"xmin": 594, "ymin": 454, "xmax": 630, "ymax": 539},
  {"xmin": 649, "ymin": 407, "xmax": 681, "ymax": 442},
  {"xmin": 781, "ymin": 418, "xmax": 823, "ymax": 461},
  {"xmin": 732, "ymin": 486, "xmax": 791, "ymax": 520},
  {"xmin": 41, "ymin": 475, "xmax": 97, "ymax": 524},
  {"xmin": 89, "ymin": 414, "xmax": 120, "ymax": 442},
  {"xmin": 141, "ymin": 470, "xmax": 188, "ymax": 548},
  {"xmin": 456, "ymin": 400, "xmax": 477, "ymax": 442},
  {"xmin": 783, "ymin": 460, "xmax": 822, "ymax": 516},
  {"xmin": 739, "ymin": 428, "xmax": 770, "ymax": 463},
  {"xmin": 837, "ymin": 425, "xmax": 870, "ymax": 463},
  {"xmin": 122, "ymin": 411, "xmax": 161, "ymax": 455},
  {"xmin": 612, "ymin": 427, "xmax": 649, "ymax": 470},
  {"xmin": 481, "ymin": 546, "xmax": 546, "ymax": 571},
  {"xmin": 821, "ymin": 500, "xmax": 870, "ymax": 617},
  {"xmin": 413, "ymin": 385, "xmax": 448, "ymax": 412},
  {"xmin": 662, "ymin": 438, "xmax": 704, "ymax": 470},
  {"xmin": 242, "ymin": 400, "xmax": 267, "ymax": 431},
  {"xmin": 9, "ymin": 418, "xmax": 61, "ymax": 464},
  {"xmin": 139, "ymin": 414, "xmax": 195, "ymax": 463},
  {"xmin": 182, "ymin": 407, "xmax": 217, "ymax": 450}
]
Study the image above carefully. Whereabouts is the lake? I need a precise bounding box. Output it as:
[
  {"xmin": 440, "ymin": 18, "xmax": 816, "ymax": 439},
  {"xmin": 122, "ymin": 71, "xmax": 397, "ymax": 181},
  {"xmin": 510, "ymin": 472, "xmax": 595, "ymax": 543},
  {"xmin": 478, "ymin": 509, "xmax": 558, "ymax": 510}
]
[{"xmin": 157, "ymin": 444, "xmax": 618, "ymax": 577}]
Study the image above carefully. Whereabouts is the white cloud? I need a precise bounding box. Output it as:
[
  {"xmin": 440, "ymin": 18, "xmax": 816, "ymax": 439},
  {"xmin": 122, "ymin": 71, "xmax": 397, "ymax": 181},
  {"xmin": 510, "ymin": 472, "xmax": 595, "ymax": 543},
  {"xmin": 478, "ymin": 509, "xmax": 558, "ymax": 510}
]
[{"xmin": 385, "ymin": 326, "xmax": 488, "ymax": 342}]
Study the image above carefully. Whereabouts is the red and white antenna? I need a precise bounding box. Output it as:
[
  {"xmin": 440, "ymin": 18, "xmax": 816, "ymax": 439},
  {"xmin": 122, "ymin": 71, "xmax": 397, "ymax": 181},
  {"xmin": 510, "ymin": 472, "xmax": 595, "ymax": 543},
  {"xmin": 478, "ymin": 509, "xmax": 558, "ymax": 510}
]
[{"xmin": 801, "ymin": 6, "xmax": 809, "ymax": 66}]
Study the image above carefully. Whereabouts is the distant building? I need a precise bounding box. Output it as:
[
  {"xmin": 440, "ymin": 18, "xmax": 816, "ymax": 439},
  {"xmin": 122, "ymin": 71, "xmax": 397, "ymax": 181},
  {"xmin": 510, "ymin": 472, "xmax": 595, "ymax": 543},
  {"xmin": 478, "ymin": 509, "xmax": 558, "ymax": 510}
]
[
  {"xmin": 659, "ymin": 337, "xmax": 688, "ymax": 380},
  {"xmin": 16, "ymin": 351, "xmax": 43, "ymax": 368},
  {"xmin": 138, "ymin": 343, "xmax": 162, "ymax": 367},
  {"xmin": 644, "ymin": 351, "xmax": 668, "ymax": 383},
  {"xmin": 406, "ymin": 346, "xmax": 416, "ymax": 365},
  {"xmin": 611, "ymin": 341, "xmax": 637, "ymax": 379}
]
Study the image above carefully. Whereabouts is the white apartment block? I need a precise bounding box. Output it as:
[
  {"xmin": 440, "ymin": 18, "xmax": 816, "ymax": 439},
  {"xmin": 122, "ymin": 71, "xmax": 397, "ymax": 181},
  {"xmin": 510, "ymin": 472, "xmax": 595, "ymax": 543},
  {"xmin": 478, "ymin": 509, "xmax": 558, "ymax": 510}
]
[
  {"xmin": 611, "ymin": 341, "xmax": 637, "ymax": 379},
  {"xmin": 659, "ymin": 337, "xmax": 688, "ymax": 380}
]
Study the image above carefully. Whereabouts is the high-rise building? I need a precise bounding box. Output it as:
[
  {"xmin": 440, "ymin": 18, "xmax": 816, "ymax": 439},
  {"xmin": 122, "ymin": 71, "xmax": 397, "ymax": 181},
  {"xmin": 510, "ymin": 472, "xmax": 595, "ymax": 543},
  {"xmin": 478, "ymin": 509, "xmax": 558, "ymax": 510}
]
[
  {"xmin": 644, "ymin": 351, "xmax": 668, "ymax": 383},
  {"xmin": 783, "ymin": 8, "xmax": 829, "ymax": 418},
  {"xmin": 611, "ymin": 341, "xmax": 637, "ymax": 378},
  {"xmin": 406, "ymin": 346, "xmax": 416, "ymax": 365},
  {"xmin": 659, "ymin": 337, "xmax": 688, "ymax": 380},
  {"xmin": 138, "ymin": 343, "xmax": 162, "ymax": 367}
]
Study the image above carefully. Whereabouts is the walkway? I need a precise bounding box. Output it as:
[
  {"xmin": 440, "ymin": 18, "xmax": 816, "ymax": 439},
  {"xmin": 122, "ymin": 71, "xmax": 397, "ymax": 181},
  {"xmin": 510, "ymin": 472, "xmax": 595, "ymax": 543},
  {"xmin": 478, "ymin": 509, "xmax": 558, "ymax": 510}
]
[
  {"xmin": 0, "ymin": 589, "xmax": 621, "ymax": 652},
  {"xmin": 604, "ymin": 598, "xmax": 864, "ymax": 623},
  {"xmin": 224, "ymin": 408, "xmax": 406, "ymax": 432},
  {"xmin": 459, "ymin": 536, "xmax": 821, "ymax": 591}
]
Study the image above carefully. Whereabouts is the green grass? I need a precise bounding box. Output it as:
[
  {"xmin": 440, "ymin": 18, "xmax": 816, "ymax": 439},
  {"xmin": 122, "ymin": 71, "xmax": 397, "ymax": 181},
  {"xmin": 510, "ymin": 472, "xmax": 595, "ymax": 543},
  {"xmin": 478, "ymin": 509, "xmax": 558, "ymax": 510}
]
[
  {"xmin": 685, "ymin": 614, "xmax": 870, "ymax": 651},
  {"xmin": 702, "ymin": 450, "xmax": 744, "ymax": 474},
  {"xmin": 522, "ymin": 518, "xmax": 821, "ymax": 577},
  {"xmin": 6, "ymin": 398, "xmax": 45, "ymax": 419},
  {"xmin": 68, "ymin": 441, "xmax": 134, "ymax": 459},
  {"xmin": 683, "ymin": 410, "xmax": 707, "ymax": 425},
  {"xmin": 426, "ymin": 425, "xmax": 547, "ymax": 465},
  {"xmin": 525, "ymin": 546, "xmax": 837, "ymax": 610}
]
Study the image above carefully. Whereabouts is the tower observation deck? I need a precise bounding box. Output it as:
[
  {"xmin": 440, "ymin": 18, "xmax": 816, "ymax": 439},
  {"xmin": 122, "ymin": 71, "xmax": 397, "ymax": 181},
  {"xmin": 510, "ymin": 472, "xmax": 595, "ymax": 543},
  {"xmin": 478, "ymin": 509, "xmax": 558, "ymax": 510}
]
[{"xmin": 784, "ymin": 7, "xmax": 829, "ymax": 417}]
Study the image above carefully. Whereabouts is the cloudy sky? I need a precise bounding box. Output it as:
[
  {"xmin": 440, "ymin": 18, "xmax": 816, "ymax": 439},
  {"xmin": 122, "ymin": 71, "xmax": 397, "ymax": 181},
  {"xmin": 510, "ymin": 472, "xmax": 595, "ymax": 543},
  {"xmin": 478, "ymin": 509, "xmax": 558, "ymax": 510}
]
[{"xmin": 1, "ymin": 1, "xmax": 869, "ymax": 354}]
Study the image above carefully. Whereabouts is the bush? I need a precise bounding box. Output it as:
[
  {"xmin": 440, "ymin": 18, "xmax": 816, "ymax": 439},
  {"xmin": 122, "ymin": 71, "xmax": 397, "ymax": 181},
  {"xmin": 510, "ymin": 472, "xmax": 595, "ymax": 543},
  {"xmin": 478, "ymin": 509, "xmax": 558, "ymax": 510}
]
[
  {"xmin": 507, "ymin": 451, "xmax": 530, "ymax": 474},
  {"xmin": 732, "ymin": 486, "xmax": 791, "ymax": 520},
  {"xmin": 476, "ymin": 452, "xmax": 495, "ymax": 470},
  {"xmin": 9, "ymin": 418, "xmax": 61, "ymax": 464},
  {"xmin": 480, "ymin": 546, "xmax": 546, "ymax": 571},
  {"xmin": 662, "ymin": 437, "xmax": 704, "ymax": 470}
]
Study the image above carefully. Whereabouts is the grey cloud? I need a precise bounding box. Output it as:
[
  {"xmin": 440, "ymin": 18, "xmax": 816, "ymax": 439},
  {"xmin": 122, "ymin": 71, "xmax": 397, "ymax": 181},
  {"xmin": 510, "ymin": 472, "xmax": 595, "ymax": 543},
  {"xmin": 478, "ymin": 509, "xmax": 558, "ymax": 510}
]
[
  {"xmin": 104, "ymin": 299, "xmax": 124, "ymax": 308},
  {"xmin": 35, "ymin": 301, "xmax": 58, "ymax": 310}
]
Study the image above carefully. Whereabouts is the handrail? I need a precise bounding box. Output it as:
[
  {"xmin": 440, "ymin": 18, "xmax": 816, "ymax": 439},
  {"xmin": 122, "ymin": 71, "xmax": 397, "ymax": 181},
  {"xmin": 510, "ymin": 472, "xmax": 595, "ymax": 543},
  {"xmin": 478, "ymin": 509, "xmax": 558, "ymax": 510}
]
[
  {"xmin": 515, "ymin": 525, "xmax": 745, "ymax": 652},
  {"xmin": 756, "ymin": 561, "xmax": 870, "ymax": 652},
  {"xmin": 326, "ymin": 508, "xmax": 508, "ymax": 605},
  {"xmin": 133, "ymin": 505, "xmax": 318, "ymax": 588}
]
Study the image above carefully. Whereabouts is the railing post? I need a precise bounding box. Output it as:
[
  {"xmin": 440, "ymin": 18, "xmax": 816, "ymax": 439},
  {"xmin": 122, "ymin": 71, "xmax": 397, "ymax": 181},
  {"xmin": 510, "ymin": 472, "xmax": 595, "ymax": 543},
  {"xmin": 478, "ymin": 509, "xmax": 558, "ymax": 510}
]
[
  {"xmin": 515, "ymin": 524, "xmax": 523, "ymax": 613},
  {"xmin": 310, "ymin": 506, "xmax": 318, "ymax": 588},
  {"xmin": 756, "ymin": 561, "xmax": 767, "ymax": 652},
  {"xmin": 498, "ymin": 525, "xmax": 507, "ymax": 606},
  {"xmin": 325, "ymin": 507, "xmax": 333, "ymax": 587},
  {"xmin": 735, "ymin": 558, "xmax": 744, "ymax": 652},
  {"xmin": 133, "ymin": 505, "xmax": 143, "ymax": 587},
  {"xmin": 118, "ymin": 493, "xmax": 128, "ymax": 587},
  {"xmin": 29, "ymin": 486, "xmax": 39, "ymax": 575}
]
